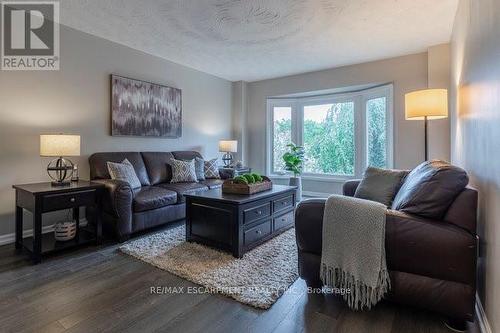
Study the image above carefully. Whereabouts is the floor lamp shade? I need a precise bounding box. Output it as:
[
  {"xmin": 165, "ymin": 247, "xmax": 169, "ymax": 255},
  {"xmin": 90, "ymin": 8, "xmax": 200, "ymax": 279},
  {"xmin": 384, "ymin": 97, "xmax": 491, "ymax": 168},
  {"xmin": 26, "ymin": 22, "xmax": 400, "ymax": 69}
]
[
  {"xmin": 405, "ymin": 89, "xmax": 448, "ymax": 120},
  {"xmin": 404, "ymin": 89, "xmax": 448, "ymax": 161}
]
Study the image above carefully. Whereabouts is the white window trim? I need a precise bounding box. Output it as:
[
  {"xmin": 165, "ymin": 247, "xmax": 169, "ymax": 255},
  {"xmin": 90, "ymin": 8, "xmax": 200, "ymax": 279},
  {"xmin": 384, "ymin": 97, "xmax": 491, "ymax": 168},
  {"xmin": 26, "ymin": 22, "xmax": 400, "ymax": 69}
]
[{"xmin": 266, "ymin": 84, "xmax": 394, "ymax": 181}]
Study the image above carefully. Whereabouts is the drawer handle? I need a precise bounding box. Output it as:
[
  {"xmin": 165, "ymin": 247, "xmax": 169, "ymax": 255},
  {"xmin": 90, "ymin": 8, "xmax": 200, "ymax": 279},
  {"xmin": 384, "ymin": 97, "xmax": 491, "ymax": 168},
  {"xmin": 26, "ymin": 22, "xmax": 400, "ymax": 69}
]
[
  {"xmin": 70, "ymin": 197, "xmax": 76, "ymax": 203},
  {"xmin": 255, "ymin": 230, "xmax": 262, "ymax": 235},
  {"xmin": 281, "ymin": 218, "xmax": 286, "ymax": 222},
  {"xmin": 282, "ymin": 201, "xmax": 287, "ymax": 205},
  {"xmin": 255, "ymin": 210, "xmax": 262, "ymax": 215}
]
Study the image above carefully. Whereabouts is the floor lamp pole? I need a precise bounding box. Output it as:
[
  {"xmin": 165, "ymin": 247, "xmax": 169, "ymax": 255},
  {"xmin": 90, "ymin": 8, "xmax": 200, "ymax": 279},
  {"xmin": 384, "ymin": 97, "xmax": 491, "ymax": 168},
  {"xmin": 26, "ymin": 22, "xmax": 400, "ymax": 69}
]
[{"xmin": 424, "ymin": 116, "xmax": 428, "ymax": 161}]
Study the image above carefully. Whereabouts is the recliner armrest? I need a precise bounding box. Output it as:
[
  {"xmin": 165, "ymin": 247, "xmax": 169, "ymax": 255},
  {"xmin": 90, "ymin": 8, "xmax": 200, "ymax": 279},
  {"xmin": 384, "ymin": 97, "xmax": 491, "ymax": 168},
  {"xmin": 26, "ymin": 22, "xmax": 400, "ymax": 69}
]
[
  {"xmin": 295, "ymin": 198, "xmax": 326, "ymax": 255},
  {"xmin": 343, "ymin": 180, "xmax": 361, "ymax": 197}
]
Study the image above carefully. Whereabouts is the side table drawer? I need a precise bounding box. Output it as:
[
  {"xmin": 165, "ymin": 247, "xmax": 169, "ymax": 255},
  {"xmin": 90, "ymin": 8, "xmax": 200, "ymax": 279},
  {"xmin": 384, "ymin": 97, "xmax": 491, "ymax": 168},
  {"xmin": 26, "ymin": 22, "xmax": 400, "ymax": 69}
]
[
  {"xmin": 243, "ymin": 202, "xmax": 271, "ymax": 225},
  {"xmin": 273, "ymin": 194, "xmax": 294, "ymax": 214},
  {"xmin": 243, "ymin": 220, "xmax": 272, "ymax": 247},
  {"xmin": 42, "ymin": 190, "xmax": 96, "ymax": 212},
  {"xmin": 274, "ymin": 210, "xmax": 294, "ymax": 231}
]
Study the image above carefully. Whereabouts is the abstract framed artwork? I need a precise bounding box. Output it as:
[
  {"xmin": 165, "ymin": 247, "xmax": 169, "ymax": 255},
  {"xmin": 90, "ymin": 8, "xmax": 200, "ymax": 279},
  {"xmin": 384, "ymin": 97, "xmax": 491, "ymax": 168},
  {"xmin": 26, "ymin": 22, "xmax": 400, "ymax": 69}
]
[{"xmin": 111, "ymin": 75, "xmax": 182, "ymax": 137}]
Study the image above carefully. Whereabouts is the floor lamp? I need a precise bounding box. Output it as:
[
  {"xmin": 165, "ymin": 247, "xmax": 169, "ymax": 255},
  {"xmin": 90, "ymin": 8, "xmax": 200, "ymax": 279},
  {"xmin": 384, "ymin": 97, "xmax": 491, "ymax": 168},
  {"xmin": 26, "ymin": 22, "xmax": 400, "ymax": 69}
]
[{"xmin": 405, "ymin": 89, "xmax": 448, "ymax": 161}]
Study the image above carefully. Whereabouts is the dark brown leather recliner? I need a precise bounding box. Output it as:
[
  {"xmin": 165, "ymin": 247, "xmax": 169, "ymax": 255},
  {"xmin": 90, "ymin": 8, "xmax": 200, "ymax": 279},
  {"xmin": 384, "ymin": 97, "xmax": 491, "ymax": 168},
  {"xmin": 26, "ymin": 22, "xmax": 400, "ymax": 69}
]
[
  {"xmin": 295, "ymin": 176, "xmax": 478, "ymax": 325},
  {"xmin": 87, "ymin": 151, "xmax": 228, "ymax": 241}
]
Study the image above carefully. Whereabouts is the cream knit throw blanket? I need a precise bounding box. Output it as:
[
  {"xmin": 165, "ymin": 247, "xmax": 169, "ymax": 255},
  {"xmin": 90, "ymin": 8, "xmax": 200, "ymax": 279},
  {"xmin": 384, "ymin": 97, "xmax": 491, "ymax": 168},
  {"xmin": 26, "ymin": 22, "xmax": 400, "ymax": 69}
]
[{"xmin": 320, "ymin": 195, "xmax": 390, "ymax": 310}]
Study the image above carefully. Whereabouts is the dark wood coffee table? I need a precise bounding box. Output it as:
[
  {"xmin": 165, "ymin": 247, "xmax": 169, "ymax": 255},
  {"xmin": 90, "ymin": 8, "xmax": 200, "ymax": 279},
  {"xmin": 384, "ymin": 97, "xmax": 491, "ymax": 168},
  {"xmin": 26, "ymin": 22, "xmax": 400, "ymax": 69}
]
[{"xmin": 185, "ymin": 185, "xmax": 296, "ymax": 258}]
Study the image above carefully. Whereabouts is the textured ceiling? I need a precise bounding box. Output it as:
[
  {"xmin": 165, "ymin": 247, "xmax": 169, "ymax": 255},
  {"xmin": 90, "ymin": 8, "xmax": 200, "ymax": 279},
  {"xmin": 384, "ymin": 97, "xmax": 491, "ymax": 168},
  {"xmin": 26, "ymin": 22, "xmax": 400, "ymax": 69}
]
[{"xmin": 60, "ymin": 0, "xmax": 458, "ymax": 82}]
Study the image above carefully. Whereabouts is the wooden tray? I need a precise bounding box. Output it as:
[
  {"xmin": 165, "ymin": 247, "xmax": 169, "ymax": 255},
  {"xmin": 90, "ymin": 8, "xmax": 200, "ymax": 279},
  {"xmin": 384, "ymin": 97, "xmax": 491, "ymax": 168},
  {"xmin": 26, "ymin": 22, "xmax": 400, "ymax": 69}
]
[{"xmin": 222, "ymin": 176, "xmax": 273, "ymax": 195}]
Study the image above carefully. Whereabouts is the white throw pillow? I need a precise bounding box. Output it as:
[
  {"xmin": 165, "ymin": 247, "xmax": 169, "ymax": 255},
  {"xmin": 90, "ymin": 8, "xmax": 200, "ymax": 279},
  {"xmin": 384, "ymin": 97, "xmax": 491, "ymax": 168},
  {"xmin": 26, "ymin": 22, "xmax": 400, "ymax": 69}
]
[{"xmin": 107, "ymin": 159, "xmax": 142, "ymax": 189}]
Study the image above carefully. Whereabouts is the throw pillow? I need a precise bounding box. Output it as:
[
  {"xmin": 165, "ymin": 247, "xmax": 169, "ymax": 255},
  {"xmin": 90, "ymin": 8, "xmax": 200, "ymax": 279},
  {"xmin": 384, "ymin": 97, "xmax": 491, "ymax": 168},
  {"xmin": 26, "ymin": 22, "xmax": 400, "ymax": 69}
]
[
  {"xmin": 194, "ymin": 157, "xmax": 206, "ymax": 181},
  {"xmin": 391, "ymin": 160, "xmax": 469, "ymax": 219},
  {"xmin": 204, "ymin": 158, "xmax": 220, "ymax": 179},
  {"xmin": 354, "ymin": 167, "xmax": 409, "ymax": 206},
  {"xmin": 107, "ymin": 159, "xmax": 142, "ymax": 189},
  {"xmin": 170, "ymin": 159, "xmax": 198, "ymax": 183}
]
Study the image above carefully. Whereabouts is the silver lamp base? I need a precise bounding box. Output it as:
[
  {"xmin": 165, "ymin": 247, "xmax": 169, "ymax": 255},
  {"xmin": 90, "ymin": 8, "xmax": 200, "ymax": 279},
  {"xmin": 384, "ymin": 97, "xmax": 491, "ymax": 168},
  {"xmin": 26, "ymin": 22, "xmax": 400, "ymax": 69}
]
[
  {"xmin": 222, "ymin": 152, "xmax": 233, "ymax": 167},
  {"xmin": 47, "ymin": 157, "xmax": 74, "ymax": 186}
]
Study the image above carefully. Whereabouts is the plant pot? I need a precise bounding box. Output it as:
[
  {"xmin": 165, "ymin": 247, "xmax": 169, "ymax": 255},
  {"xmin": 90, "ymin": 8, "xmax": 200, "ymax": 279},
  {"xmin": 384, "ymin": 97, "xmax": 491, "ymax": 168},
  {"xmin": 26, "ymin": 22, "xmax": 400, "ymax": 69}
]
[{"xmin": 289, "ymin": 176, "xmax": 302, "ymax": 202}]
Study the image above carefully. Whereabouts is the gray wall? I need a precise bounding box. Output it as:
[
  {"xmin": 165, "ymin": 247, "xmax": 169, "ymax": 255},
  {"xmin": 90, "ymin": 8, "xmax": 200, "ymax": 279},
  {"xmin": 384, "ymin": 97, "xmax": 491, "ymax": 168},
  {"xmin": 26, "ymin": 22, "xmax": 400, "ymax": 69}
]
[
  {"xmin": 0, "ymin": 25, "xmax": 232, "ymax": 237},
  {"xmin": 427, "ymin": 44, "xmax": 451, "ymax": 161},
  {"xmin": 451, "ymin": 0, "xmax": 500, "ymax": 330},
  {"xmin": 244, "ymin": 53, "xmax": 431, "ymax": 194}
]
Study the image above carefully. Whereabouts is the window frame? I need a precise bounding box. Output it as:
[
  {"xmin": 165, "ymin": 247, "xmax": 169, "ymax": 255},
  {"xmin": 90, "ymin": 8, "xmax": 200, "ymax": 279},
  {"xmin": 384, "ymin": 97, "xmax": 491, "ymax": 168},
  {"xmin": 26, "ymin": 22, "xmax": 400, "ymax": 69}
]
[{"xmin": 266, "ymin": 84, "xmax": 394, "ymax": 181}]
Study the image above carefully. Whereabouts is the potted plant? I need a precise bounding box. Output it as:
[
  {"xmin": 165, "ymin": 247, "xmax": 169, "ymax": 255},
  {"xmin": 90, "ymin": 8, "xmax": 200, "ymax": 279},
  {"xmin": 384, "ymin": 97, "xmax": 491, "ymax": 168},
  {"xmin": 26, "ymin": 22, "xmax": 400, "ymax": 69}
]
[{"xmin": 282, "ymin": 143, "xmax": 304, "ymax": 201}]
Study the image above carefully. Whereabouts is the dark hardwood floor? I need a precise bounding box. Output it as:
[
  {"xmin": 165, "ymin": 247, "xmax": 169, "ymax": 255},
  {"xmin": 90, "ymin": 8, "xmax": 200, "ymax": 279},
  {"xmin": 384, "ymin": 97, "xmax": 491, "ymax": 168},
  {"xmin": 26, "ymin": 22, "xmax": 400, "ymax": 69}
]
[{"xmin": 0, "ymin": 223, "xmax": 480, "ymax": 333}]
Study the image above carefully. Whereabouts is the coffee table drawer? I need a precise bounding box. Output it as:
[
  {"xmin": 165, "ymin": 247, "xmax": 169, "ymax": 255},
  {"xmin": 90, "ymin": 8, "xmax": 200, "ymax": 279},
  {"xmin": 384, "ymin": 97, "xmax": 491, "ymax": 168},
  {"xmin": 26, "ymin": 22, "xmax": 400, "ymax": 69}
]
[
  {"xmin": 274, "ymin": 210, "xmax": 294, "ymax": 231},
  {"xmin": 243, "ymin": 202, "xmax": 271, "ymax": 225},
  {"xmin": 43, "ymin": 190, "xmax": 96, "ymax": 212},
  {"xmin": 273, "ymin": 195, "xmax": 294, "ymax": 214},
  {"xmin": 244, "ymin": 220, "xmax": 272, "ymax": 246}
]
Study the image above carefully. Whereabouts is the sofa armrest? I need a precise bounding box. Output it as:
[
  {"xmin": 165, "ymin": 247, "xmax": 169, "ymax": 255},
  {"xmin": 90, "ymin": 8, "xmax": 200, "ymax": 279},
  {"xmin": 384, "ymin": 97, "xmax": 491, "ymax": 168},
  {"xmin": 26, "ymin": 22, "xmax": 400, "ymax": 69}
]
[
  {"xmin": 342, "ymin": 180, "xmax": 361, "ymax": 197},
  {"xmin": 295, "ymin": 198, "xmax": 326, "ymax": 255},
  {"xmin": 91, "ymin": 179, "xmax": 133, "ymax": 237}
]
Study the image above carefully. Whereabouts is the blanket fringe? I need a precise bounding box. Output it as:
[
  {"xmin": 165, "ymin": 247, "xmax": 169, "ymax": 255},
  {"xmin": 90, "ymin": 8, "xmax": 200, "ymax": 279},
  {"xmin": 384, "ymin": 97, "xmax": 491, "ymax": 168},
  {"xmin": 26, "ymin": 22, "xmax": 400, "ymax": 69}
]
[{"xmin": 320, "ymin": 264, "xmax": 390, "ymax": 310}]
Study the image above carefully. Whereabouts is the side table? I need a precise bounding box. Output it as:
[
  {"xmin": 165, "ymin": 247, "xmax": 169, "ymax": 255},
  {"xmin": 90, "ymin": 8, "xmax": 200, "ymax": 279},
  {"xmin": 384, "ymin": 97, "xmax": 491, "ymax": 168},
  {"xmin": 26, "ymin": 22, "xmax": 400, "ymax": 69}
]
[{"xmin": 12, "ymin": 180, "xmax": 104, "ymax": 264}]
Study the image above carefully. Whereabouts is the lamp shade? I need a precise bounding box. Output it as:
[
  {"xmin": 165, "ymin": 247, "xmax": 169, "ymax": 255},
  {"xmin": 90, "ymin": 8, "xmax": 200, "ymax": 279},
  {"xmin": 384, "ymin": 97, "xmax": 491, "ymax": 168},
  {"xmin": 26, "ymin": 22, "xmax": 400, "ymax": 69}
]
[
  {"xmin": 218, "ymin": 140, "xmax": 238, "ymax": 153},
  {"xmin": 405, "ymin": 89, "xmax": 448, "ymax": 120},
  {"xmin": 40, "ymin": 134, "xmax": 81, "ymax": 157}
]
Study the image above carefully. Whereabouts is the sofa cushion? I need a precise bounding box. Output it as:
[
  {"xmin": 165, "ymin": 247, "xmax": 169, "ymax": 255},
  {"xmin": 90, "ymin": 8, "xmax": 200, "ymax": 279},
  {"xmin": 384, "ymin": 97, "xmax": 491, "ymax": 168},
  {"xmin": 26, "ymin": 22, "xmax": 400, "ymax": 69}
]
[
  {"xmin": 200, "ymin": 179, "xmax": 224, "ymax": 189},
  {"xmin": 159, "ymin": 182, "xmax": 209, "ymax": 203},
  {"xmin": 141, "ymin": 152, "xmax": 175, "ymax": 185},
  {"xmin": 133, "ymin": 186, "xmax": 177, "ymax": 212},
  {"xmin": 89, "ymin": 152, "xmax": 150, "ymax": 186},
  {"xmin": 354, "ymin": 167, "xmax": 408, "ymax": 206},
  {"xmin": 107, "ymin": 159, "xmax": 142, "ymax": 189},
  {"xmin": 391, "ymin": 160, "xmax": 469, "ymax": 219}
]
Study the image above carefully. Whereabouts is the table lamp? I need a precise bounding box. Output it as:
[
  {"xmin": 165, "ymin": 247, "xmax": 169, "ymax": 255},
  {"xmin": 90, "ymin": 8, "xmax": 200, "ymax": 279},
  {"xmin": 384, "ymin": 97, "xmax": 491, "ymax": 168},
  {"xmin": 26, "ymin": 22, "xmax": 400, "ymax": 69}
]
[
  {"xmin": 219, "ymin": 140, "xmax": 238, "ymax": 167},
  {"xmin": 40, "ymin": 134, "xmax": 81, "ymax": 186},
  {"xmin": 405, "ymin": 89, "xmax": 448, "ymax": 161}
]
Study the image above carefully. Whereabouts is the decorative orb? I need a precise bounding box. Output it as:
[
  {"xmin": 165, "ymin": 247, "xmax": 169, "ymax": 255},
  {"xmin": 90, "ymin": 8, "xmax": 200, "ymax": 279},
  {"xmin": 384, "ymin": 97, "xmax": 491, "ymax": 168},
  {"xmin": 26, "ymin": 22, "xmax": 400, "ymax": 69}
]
[{"xmin": 47, "ymin": 157, "xmax": 74, "ymax": 183}]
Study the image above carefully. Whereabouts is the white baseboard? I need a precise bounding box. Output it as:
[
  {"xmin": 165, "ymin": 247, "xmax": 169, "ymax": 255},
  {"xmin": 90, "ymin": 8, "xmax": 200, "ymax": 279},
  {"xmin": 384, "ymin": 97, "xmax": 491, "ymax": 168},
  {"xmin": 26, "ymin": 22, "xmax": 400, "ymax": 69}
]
[
  {"xmin": 0, "ymin": 219, "xmax": 88, "ymax": 246},
  {"xmin": 302, "ymin": 191, "xmax": 330, "ymax": 197},
  {"xmin": 476, "ymin": 293, "xmax": 492, "ymax": 333}
]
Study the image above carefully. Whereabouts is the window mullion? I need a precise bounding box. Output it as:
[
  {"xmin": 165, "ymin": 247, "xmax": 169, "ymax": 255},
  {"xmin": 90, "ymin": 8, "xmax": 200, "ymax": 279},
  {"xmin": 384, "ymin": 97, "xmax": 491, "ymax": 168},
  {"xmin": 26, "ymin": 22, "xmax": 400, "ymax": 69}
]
[
  {"xmin": 354, "ymin": 95, "xmax": 365, "ymax": 178},
  {"xmin": 294, "ymin": 101, "xmax": 304, "ymax": 146}
]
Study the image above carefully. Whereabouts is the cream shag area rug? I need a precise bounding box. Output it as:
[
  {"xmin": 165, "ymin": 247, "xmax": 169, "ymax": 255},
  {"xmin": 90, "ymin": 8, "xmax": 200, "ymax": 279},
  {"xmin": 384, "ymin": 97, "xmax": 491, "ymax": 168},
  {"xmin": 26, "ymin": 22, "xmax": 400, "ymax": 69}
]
[{"xmin": 119, "ymin": 225, "xmax": 298, "ymax": 309}]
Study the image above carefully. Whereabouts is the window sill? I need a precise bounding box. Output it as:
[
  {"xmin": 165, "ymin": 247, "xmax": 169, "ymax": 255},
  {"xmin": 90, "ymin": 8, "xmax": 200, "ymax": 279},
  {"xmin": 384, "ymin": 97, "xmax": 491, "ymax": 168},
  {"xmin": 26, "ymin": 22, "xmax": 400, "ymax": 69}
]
[{"xmin": 269, "ymin": 174, "xmax": 353, "ymax": 183}]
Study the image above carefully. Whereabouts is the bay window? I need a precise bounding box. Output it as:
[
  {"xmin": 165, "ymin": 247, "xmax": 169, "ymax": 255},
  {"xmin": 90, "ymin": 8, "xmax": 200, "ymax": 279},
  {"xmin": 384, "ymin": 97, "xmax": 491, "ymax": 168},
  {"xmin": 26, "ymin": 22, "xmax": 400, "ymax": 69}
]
[{"xmin": 267, "ymin": 84, "xmax": 393, "ymax": 179}]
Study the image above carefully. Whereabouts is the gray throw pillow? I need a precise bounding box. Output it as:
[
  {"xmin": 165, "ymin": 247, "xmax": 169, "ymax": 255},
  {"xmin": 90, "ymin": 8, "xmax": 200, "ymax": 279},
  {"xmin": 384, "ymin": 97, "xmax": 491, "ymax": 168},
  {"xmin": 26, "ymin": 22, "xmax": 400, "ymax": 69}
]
[
  {"xmin": 204, "ymin": 158, "xmax": 220, "ymax": 179},
  {"xmin": 354, "ymin": 167, "xmax": 409, "ymax": 206},
  {"xmin": 194, "ymin": 157, "xmax": 206, "ymax": 181},
  {"xmin": 170, "ymin": 159, "xmax": 198, "ymax": 183},
  {"xmin": 107, "ymin": 159, "xmax": 142, "ymax": 189}
]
